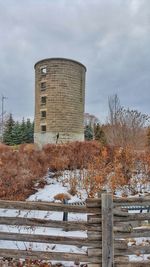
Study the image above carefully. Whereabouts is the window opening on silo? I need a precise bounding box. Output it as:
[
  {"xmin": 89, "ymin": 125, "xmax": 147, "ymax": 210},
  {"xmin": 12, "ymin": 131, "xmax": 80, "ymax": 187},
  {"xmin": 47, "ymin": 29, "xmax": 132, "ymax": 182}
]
[
  {"xmin": 41, "ymin": 110, "xmax": 46, "ymax": 118},
  {"xmin": 41, "ymin": 82, "xmax": 46, "ymax": 90},
  {"xmin": 41, "ymin": 96, "xmax": 46, "ymax": 105},
  {"xmin": 41, "ymin": 125, "xmax": 46, "ymax": 132},
  {"xmin": 41, "ymin": 67, "xmax": 47, "ymax": 75}
]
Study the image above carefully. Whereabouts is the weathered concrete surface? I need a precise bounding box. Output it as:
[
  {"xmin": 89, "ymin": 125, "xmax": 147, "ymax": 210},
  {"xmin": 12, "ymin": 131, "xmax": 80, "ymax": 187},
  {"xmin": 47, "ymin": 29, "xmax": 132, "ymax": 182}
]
[{"xmin": 34, "ymin": 58, "xmax": 86, "ymax": 147}]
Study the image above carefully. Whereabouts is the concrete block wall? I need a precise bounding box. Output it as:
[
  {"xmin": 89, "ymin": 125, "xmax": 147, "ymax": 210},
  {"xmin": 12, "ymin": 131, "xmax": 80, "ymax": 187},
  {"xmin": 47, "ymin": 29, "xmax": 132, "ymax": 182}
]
[{"xmin": 34, "ymin": 58, "xmax": 86, "ymax": 146}]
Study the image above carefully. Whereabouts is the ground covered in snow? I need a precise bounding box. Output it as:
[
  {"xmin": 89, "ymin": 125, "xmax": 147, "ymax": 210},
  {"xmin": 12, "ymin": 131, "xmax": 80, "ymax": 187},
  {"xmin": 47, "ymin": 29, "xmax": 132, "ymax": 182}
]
[
  {"xmin": 0, "ymin": 170, "xmax": 150, "ymax": 266},
  {"xmin": 0, "ymin": 171, "xmax": 88, "ymax": 266}
]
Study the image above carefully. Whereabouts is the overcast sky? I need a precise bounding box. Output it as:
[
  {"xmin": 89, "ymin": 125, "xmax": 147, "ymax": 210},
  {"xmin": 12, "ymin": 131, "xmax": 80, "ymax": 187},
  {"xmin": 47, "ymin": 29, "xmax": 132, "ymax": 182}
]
[{"xmin": 0, "ymin": 0, "xmax": 150, "ymax": 122}]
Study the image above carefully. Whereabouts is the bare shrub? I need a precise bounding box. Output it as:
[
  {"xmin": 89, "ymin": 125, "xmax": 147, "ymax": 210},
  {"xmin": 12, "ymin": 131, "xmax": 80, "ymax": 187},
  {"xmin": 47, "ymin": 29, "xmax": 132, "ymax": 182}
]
[{"xmin": 54, "ymin": 193, "xmax": 71, "ymax": 202}]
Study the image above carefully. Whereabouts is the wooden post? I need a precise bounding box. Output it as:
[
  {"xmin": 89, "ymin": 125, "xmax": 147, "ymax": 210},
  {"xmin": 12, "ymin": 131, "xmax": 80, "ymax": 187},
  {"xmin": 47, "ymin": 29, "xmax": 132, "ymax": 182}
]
[
  {"xmin": 102, "ymin": 192, "xmax": 114, "ymax": 267},
  {"xmin": 87, "ymin": 195, "xmax": 102, "ymax": 267},
  {"xmin": 63, "ymin": 199, "xmax": 68, "ymax": 221}
]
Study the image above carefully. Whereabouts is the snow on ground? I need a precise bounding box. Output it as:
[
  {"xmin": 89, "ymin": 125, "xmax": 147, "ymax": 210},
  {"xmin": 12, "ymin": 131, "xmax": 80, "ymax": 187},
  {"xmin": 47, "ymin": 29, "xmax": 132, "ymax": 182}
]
[
  {"xmin": 28, "ymin": 170, "xmax": 87, "ymax": 203},
  {"xmin": 0, "ymin": 170, "xmax": 150, "ymax": 264},
  {"xmin": 0, "ymin": 171, "xmax": 88, "ymax": 265}
]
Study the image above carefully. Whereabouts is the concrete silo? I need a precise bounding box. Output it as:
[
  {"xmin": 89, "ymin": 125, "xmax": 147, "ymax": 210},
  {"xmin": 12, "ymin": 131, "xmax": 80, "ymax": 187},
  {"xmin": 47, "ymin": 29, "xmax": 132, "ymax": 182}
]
[{"xmin": 34, "ymin": 58, "xmax": 86, "ymax": 147}]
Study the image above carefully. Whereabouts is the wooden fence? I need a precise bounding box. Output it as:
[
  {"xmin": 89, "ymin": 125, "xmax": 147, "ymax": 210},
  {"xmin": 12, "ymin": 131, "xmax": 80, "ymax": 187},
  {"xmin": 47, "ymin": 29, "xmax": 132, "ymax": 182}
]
[
  {"xmin": 0, "ymin": 194, "xmax": 149, "ymax": 266},
  {"xmin": 112, "ymin": 194, "xmax": 150, "ymax": 267}
]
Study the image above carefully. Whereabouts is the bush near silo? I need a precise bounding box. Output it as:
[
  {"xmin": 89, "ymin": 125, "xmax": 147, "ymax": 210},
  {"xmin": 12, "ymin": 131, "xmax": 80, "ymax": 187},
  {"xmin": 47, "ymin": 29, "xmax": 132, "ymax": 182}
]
[{"xmin": 0, "ymin": 141, "xmax": 149, "ymax": 200}]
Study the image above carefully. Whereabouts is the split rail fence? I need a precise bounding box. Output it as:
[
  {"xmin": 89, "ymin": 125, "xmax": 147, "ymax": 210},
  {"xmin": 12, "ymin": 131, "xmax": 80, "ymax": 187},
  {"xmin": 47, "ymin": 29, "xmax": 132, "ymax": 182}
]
[{"xmin": 0, "ymin": 193, "xmax": 149, "ymax": 267}]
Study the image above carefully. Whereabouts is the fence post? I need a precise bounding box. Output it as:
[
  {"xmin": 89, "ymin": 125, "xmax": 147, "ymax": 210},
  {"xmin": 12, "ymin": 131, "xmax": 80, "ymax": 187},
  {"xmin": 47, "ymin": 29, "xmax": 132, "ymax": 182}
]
[
  {"xmin": 102, "ymin": 192, "xmax": 114, "ymax": 267},
  {"xmin": 87, "ymin": 194, "xmax": 102, "ymax": 267},
  {"xmin": 63, "ymin": 199, "xmax": 68, "ymax": 221}
]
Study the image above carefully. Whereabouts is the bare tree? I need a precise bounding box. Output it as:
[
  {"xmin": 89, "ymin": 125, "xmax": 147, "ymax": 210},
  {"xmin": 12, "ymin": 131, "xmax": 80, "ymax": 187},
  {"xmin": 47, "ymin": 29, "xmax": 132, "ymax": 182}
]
[
  {"xmin": 84, "ymin": 113, "xmax": 99, "ymax": 127},
  {"xmin": 108, "ymin": 94, "xmax": 121, "ymax": 125},
  {"xmin": 107, "ymin": 94, "xmax": 121, "ymax": 145},
  {"xmin": 105, "ymin": 94, "xmax": 149, "ymax": 149}
]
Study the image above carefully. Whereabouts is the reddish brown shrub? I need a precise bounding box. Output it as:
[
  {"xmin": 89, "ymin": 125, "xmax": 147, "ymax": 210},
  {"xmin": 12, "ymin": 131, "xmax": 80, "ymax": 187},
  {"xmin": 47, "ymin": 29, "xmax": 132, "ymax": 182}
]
[
  {"xmin": 54, "ymin": 193, "xmax": 71, "ymax": 202},
  {"xmin": 43, "ymin": 141, "xmax": 103, "ymax": 170},
  {"xmin": 0, "ymin": 141, "xmax": 148, "ymax": 200}
]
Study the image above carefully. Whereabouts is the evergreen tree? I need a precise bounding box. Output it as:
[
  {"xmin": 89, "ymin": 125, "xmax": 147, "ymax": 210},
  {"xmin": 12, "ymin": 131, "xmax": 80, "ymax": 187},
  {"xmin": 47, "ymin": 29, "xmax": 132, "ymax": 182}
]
[
  {"xmin": 3, "ymin": 114, "xmax": 34, "ymax": 145},
  {"xmin": 11, "ymin": 121, "xmax": 22, "ymax": 145},
  {"xmin": 84, "ymin": 124, "xmax": 93, "ymax": 140},
  {"xmin": 20, "ymin": 117, "xmax": 27, "ymax": 143},
  {"xmin": 25, "ymin": 119, "xmax": 34, "ymax": 143},
  {"xmin": 3, "ymin": 113, "xmax": 15, "ymax": 145}
]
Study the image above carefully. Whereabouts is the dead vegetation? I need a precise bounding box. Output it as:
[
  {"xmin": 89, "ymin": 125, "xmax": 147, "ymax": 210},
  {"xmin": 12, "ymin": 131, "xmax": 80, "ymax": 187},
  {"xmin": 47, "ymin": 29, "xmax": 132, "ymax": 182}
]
[{"xmin": 0, "ymin": 141, "xmax": 149, "ymax": 200}]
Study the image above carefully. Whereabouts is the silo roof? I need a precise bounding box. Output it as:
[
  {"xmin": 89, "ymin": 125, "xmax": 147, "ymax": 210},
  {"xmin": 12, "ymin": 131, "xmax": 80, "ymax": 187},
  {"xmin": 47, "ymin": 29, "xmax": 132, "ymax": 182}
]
[{"xmin": 34, "ymin": 57, "xmax": 87, "ymax": 71}]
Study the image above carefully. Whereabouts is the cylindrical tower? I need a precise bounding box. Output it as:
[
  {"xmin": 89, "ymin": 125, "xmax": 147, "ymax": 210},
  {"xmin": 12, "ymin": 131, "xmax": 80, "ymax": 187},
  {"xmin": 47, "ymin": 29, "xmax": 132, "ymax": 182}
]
[{"xmin": 34, "ymin": 58, "xmax": 86, "ymax": 147}]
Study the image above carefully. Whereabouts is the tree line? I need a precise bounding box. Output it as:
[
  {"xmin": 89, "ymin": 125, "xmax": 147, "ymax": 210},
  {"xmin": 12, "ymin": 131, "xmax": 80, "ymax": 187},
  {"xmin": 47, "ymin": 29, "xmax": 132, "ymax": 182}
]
[
  {"xmin": 1, "ymin": 94, "xmax": 150, "ymax": 149},
  {"xmin": 84, "ymin": 94, "xmax": 150, "ymax": 150},
  {"xmin": 2, "ymin": 113, "xmax": 34, "ymax": 145}
]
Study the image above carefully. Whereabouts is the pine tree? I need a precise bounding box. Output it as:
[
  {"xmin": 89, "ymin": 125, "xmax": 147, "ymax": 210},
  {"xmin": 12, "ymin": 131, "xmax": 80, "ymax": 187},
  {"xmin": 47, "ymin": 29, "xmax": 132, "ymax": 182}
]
[
  {"xmin": 20, "ymin": 118, "xmax": 27, "ymax": 143},
  {"xmin": 3, "ymin": 115, "xmax": 34, "ymax": 145},
  {"xmin": 25, "ymin": 119, "xmax": 34, "ymax": 143},
  {"xmin": 84, "ymin": 125, "xmax": 93, "ymax": 140},
  {"xmin": 3, "ymin": 113, "xmax": 15, "ymax": 145},
  {"xmin": 11, "ymin": 121, "xmax": 22, "ymax": 145}
]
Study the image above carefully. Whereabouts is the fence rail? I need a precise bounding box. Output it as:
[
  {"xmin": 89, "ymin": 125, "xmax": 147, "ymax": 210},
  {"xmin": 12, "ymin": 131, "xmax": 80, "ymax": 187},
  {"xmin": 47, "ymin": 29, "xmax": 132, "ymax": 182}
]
[{"xmin": 0, "ymin": 194, "xmax": 149, "ymax": 266}]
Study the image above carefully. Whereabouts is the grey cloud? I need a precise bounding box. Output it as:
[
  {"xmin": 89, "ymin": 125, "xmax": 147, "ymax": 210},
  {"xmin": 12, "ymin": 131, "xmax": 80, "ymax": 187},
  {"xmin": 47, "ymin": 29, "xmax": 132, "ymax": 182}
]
[{"xmin": 0, "ymin": 0, "xmax": 150, "ymax": 122}]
